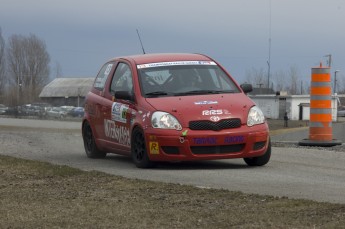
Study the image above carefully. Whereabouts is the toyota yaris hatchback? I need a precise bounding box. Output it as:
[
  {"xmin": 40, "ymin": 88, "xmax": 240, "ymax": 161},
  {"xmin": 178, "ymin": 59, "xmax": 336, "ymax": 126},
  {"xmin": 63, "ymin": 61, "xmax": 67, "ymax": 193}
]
[{"xmin": 82, "ymin": 53, "xmax": 271, "ymax": 168}]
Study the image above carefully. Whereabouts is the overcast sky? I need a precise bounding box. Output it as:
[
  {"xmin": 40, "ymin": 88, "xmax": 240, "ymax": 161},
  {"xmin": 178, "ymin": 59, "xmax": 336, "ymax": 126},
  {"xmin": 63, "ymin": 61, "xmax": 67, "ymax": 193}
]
[{"xmin": 1, "ymin": 0, "xmax": 344, "ymax": 85}]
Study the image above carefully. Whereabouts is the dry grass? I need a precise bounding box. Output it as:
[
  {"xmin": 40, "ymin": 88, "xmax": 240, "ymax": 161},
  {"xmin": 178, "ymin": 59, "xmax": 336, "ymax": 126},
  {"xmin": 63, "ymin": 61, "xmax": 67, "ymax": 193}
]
[{"xmin": 1, "ymin": 155, "xmax": 344, "ymax": 228}]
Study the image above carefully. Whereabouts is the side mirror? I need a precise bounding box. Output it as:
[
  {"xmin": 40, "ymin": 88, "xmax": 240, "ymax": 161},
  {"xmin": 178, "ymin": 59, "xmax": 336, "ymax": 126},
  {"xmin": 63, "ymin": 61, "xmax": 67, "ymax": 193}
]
[
  {"xmin": 240, "ymin": 84, "xmax": 253, "ymax": 94},
  {"xmin": 114, "ymin": 91, "xmax": 133, "ymax": 101}
]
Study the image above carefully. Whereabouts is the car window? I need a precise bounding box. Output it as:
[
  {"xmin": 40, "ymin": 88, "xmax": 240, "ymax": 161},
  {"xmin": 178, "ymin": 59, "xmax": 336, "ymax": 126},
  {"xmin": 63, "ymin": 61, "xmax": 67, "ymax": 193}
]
[
  {"xmin": 93, "ymin": 62, "xmax": 114, "ymax": 90},
  {"xmin": 205, "ymin": 68, "xmax": 234, "ymax": 91},
  {"xmin": 110, "ymin": 63, "xmax": 133, "ymax": 95},
  {"xmin": 137, "ymin": 62, "xmax": 240, "ymax": 96}
]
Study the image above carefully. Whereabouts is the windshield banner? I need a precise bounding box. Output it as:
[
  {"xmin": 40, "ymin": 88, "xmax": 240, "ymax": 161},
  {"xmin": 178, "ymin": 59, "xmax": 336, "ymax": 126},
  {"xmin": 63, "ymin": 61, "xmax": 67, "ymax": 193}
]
[{"xmin": 137, "ymin": 61, "xmax": 216, "ymax": 69}]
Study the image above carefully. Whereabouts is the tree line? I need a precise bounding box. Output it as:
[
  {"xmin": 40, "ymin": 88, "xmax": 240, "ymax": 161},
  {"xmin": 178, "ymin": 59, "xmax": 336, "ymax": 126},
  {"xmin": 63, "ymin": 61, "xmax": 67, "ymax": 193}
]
[
  {"xmin": 0, "ymin": 27, "xmax": 50, "ymax": 106},
  {"xmin": 244, "ymin": 65, "xmax": 345, "ymax": 95}
]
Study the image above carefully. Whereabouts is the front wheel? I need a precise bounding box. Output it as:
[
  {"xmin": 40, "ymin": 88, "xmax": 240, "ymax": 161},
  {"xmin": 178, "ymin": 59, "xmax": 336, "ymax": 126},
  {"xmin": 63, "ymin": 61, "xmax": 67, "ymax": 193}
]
[
  {"xmin": 244, "ymin": 140, "xmax": 271, "ymax": 166},
  {"xmin": 82, "ymin": 122, "xmax": 106, "ymax": 158},
  {"xmin": 131, "ymin": 128, "xmax": 154, "ymax": 168}
]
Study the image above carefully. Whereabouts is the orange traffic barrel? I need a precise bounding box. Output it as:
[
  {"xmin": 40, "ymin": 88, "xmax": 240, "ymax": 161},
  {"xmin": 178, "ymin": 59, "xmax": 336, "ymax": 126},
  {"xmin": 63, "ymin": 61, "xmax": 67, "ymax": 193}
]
[{"xmin": 299, "ymin": 63, "xmax": 341, "ymax": 146}]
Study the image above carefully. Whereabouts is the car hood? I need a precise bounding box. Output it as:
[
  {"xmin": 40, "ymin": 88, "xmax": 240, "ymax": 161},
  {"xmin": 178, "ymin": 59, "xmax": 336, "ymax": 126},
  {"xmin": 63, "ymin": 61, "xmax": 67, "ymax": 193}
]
[{"xmin": 145, "ymin": 93, "xmax": 255, "ymax": 126}]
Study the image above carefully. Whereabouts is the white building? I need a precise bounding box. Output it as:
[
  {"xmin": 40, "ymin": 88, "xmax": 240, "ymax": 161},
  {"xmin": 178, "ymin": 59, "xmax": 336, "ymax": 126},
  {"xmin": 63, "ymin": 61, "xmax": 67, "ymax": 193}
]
[{"xmin": 250, "ymin": 95, "xmax": 339, "ymax": 121}]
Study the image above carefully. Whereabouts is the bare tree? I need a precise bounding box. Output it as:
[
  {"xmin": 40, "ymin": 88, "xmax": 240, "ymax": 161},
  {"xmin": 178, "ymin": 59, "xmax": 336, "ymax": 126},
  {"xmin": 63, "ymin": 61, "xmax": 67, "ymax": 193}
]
[
  {"xmin": 272, "ymin": 70, "xmax": 287, "ymax": 92},
  {"xmin": 7, "ymin": 34, "xmax": 50, "ymax": 104},
  {"xmin": 288, "ymin": 65, "xmax": 300, "ymax": 95},
  {"xmin": 0, "ymin": 27, "xmax": 6, "ymax": 102},
  {"xmin": 53, "ymin": 61, "xmax": 63, "ymax": 78},
  {"xmin": 245, "ymin": 67, "xmax": 267, "ymax": 88},
  {"xmin": 270, "ymin": 66, "xmax": 306, "ymax": 95}
]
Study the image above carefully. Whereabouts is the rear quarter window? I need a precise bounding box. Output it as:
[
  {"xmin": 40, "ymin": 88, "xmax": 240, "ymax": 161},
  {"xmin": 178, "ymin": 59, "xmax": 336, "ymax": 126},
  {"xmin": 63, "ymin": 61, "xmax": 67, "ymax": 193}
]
[{"xmin": 93, "ymin": 62, "xmax": 114, "ymax": 90}]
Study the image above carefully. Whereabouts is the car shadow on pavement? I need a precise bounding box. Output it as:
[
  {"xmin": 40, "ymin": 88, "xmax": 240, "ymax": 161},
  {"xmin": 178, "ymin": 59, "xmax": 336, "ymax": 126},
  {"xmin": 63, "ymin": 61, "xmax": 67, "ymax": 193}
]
[
  {"xmin": 100, "ymin": 154, "xmax": 133, "ymax": 165},
  {"xmin": 102, "ymin": 155, "xmax": 264, "ymax": 170},
  {"xmin": 153, "ymin": 160, "xmax": 257, "ymax": 170}
]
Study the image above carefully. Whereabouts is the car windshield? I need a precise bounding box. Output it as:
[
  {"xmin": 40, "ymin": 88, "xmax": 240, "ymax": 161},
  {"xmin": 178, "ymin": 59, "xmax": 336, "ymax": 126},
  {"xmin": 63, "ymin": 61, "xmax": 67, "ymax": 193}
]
[{"xmin": 137, "ymin": 61, "xmax": 240, "ymax": 97}]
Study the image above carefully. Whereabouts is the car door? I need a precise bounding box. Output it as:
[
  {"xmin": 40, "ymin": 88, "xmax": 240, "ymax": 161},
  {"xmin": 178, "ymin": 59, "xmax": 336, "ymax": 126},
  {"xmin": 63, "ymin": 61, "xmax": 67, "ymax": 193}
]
[
  {"xmin": 88, "ymin": 61, "xmax": 116, "ymax": 140},
  {"xmin": 102, "ymin": 62, "xmax": 135, "ymax": 154}
]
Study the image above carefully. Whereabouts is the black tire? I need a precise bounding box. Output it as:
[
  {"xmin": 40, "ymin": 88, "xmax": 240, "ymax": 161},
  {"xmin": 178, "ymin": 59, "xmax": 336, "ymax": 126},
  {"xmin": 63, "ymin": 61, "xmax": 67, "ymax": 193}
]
[
  {"xmin": 131, "ymin": 128, "xmax": 154, "ymax": 168},
  {"xmin": 82, "ymin": 122, "xmax": 106, "ymax": 158},
  {"xmin": 244, "ymin": 140, "xmax": 271, "ymax": 166}
]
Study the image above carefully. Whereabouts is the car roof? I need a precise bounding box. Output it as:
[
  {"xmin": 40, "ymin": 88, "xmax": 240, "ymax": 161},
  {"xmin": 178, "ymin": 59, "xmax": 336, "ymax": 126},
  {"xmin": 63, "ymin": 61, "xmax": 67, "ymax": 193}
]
[{"xmin": 110, "ymin": 53, "xmax": 213, "ymax": 65}]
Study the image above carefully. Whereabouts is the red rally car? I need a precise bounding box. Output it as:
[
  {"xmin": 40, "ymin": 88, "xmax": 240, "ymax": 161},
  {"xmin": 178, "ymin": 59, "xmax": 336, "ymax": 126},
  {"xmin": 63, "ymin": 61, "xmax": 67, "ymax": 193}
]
[{"xmin": 82, "ymin": 53, "xmax": 271, "ymax": 168}]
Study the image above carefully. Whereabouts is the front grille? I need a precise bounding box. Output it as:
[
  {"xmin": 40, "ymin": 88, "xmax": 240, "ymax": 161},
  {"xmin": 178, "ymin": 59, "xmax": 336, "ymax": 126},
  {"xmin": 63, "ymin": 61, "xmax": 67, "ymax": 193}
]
[
  {"xmin": 191, "ymin": 144, "xmax": 244, "ymax": 155},
  {"xmin": 189, "ymin": 118, "xmax": 241, "ymax": 131},
  {"xmin": 253, "ymin": 141, "xmax": 266, "ymax": 150}
]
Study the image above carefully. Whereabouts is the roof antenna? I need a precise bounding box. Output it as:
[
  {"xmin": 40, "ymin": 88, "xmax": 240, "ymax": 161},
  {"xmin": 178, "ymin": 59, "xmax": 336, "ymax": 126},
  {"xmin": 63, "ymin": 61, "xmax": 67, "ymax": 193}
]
[{"xmin": 136, "ymin": 29, "xmax": 146, "ymax": 54}]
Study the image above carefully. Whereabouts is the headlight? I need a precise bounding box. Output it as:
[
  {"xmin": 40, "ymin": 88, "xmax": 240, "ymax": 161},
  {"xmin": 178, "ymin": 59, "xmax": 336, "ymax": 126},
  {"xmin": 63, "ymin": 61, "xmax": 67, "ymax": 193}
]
[
  {"xmin": 247, "ymin": 106, "xmax": 265, "ymax": 127},
  {"xmin": 151, "ymin": 111, "xmax": 182, "ymax": 130}
]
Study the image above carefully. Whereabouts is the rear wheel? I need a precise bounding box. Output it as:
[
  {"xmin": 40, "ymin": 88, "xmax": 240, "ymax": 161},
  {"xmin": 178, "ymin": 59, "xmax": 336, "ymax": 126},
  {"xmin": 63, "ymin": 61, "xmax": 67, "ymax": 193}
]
[
  {"xmin": 131, "ymin": 128, "xmax": 154, "ymax": 168},
  {"xmin": 82, "ymin": 122, "xmax": 106, "ymax": 158},
  {"xmin": 244, "ymin": 140, "xmax": 271, "ymax": 166}
]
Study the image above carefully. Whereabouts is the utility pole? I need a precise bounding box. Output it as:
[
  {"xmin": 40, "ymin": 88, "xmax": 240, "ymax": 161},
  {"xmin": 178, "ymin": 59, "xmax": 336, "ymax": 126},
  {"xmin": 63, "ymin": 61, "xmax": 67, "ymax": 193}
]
[
  {"xmin": 267, "ymin": 0, "xmax": 272, "ymax": 89},
  {"xmin": 324, "ymin": 54, "xmax": 332, "ymax": 67},
  {"xmin": 334, "ymin": 70, "xmax": 340, "ymax": 94}
]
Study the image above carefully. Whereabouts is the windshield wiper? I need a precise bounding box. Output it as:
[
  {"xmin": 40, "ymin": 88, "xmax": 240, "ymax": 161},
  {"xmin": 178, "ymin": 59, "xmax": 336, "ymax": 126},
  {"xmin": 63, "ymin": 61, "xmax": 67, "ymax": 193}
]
[
  {"xmin": 145, "ymin": 91, "xmax": 168, "ymax": 97},
  {"xmin": 174, "ymin": 90, "xmax": 235, "ymax": 96}
]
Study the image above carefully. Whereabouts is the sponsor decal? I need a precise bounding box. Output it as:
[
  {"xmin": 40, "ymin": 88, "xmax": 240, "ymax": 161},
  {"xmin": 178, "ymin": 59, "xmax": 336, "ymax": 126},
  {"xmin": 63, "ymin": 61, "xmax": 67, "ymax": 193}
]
[
  {"xmin": 104, "ymin": 119, "xmax": 130, "ymax": 146},
  {"xmin": 149, "ymin": 142, "xmax": 159, "ymax": 154},
  {"xmin": 224, "ymin": 136, "xmax": 245, "ymax": 144},
  {"xmin": 202, "ymin": 109, "xmax": 223, "ymax": 116},
  {"xmin": 223, "ymin": 109, "xmax": 231, "ymax": 115},
  {"xmin": 94, "ymin": 76, "xmax": 106, "ymax": 88},
  {"xmin": 112, "ymin": 102, "xmax": 129, "ymax": 123},
  {"xmin": 94, "ymin": 64, "xmax": 113, "ymax": 88},
  {"xmin": 137, "ymin": 61, "xmax": 216, "ymax": 69},
  {"xmin": 193, "ymin": 137, "xmax": 217, "ymax": 145},
  {"xmin": 104, "ymin": 64, "xmax": 113, "ymax": 75},
  {"xmin": 181, "ymin": 130, "xmax": 188, "ymax": 136},
  {"xmin": 142, "ymin": 111, "xmax": 150, "ymax": 122},
  {"xmin": 194, "ymin": 101, "xmax": 218, "ymax": 105}
]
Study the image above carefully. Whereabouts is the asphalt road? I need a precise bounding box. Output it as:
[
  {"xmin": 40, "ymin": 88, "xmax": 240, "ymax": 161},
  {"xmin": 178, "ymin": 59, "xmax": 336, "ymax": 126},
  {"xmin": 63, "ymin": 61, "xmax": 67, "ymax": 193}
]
[{"xmin": 0, "ymin": 117, "xmax": 344, "ymax": 204}]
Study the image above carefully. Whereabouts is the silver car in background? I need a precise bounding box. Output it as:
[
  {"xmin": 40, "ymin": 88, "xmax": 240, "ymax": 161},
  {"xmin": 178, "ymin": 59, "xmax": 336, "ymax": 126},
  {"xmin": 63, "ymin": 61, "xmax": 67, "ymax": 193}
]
[{"xmin": 46, "ymin": 107, "xmax": 68, "ymax": 119}]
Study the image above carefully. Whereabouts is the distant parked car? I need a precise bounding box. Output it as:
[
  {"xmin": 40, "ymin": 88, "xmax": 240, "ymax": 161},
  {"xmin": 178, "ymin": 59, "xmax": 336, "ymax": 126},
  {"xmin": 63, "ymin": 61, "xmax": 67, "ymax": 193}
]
[
  {"xmin": 31, "ymin": 103, "xmax": 52, "ymax": 116},
  {"xmin": 19, "ymin": 104, "xmax": 33, "ymax": 115},
  {"xmin": 25, "ymin": 105, "xmax": 42, "ymax": 116},
  {"xmin": 47, "ymin": 107, "xmax": 68, "ymax": 119},
  {"xmin": 60, "ymin": 106, "xmax": 75, "ymax": 115},
  {"xmin": 68, "ymin": 107, "xmax": 85, "ymax": 117},
  {"xmin": 0, "ymin": 104, "xmax": 8, "ymax": 115},
  {"xmin": 4, "ymin": 106, "xmax": 19, "ymax": 115}
]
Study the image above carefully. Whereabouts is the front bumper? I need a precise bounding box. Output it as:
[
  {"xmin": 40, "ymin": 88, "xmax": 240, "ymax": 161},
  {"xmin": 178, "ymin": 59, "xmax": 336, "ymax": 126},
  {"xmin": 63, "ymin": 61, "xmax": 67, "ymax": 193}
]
[{"xmin": 144, "ymin": 124, "xmax": 270, "ymax": 161}]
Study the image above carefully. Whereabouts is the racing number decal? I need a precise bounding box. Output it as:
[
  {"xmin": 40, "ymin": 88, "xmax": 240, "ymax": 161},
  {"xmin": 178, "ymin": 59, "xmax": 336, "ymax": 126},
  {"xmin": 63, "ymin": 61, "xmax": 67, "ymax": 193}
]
[{"xmin": 149, "ymin": 142, "xmax": 159, "ymax": 154}]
